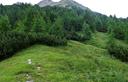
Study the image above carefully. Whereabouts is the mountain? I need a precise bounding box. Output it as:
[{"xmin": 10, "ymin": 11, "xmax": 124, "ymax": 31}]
[
  {"xmin": 37, "ymin": 0, "xmax": 54, "ymax": 7},
  {"xmin": 37, "ymin": 0, "xmax": 88, "ymax": 10}
]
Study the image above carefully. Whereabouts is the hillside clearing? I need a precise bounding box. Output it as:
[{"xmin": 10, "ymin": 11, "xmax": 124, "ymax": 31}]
[
  {"xmin": 85, "ymin": 32, "xmax": 109, "ymax": 49},
  {"xmin": 0, "ymin": 39, "xmax": 128, "ymax": 82}
]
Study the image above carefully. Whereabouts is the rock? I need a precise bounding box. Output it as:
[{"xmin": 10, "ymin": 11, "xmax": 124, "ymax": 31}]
[
  {"xmin": 27, "ymin": 59, "xmax": 32, "ymax": 65},
  {"xmin": 26, "ymin": 80, "xmax": 34, "ymax": 82}
]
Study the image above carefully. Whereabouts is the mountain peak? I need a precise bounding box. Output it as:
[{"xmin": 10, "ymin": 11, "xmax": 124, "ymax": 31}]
[
  {"xmin": 61, "ymin": 0, "xmax": 69, "ymax": 1},
  {"xmin": 37, "ymin": 0, "xmax": 88, "ymax": 10},
  {"xmin": 38, "ymin": 0, "xmax": 54, "ymax": 7},
  {"xmin": 59, "ymin": 0, "xmax": 74, "ymax": 4},
  {"xmin": 39, "ymin": 0, "xmax": 53, "ymax": 2}
]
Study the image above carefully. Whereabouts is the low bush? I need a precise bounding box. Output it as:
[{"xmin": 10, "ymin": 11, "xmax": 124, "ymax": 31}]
[
  {"xmin": 108, "ymin": 40, "xmax": 128, "ymax": 62},
  {"xmin": 68, "ymin": 32, "xmax": 91, "ymax": 42},
  {"xmin": 0, "ymin": 31, "xmax": 67, "ymax": 60},
  {"xmin": 113, "ymin": 27, "xmax": 125, "ymax": 40},
  {"xmin": 96, "ymin": 27, "xmax": 108, "ymax": 33}
]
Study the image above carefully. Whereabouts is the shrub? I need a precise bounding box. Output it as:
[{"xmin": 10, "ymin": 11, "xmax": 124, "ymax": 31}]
[
  {"xmin": 0, "ymin": 31, "xmax": 67, "ymax": 60},
  {"xmin": 108, "ymin": 39, "xmax": 128, "ymax": 62},
  {"xmin": 113, "ymin": 27, "xmax": 125, "ymax": 40},
  {"xmin": 0, "ymin": 31, "xmax": 30, "ymax": 59},
  {"xmin": 96, "ymin": 27, "xmax": 108, "ymax": 32},
  {"xmin": 67, "ymin": 32, "xmax": 91, "ymax": 42},
  {"xmin": 29, "ymin": 33, "xmax": 67, "ymax": 46}
]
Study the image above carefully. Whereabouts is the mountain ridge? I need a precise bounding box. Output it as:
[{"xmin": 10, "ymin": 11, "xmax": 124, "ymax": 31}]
[{"xmin": 37, "ymin": 0, "xmax": 89, "ymax": 10}]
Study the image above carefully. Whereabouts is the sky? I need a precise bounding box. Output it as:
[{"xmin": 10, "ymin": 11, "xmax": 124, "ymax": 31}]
[{"xmin": 0, "ymin": 0, "xmax": 128, "ymax": 18}]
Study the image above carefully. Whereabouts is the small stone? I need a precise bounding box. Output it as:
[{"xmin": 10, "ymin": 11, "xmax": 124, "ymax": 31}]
[
  {"xmin": 27, "ymin": 59, "xmax": 32, "ymax": 65},
  {"xmin": 26, "ymin": 80, "xmax": 34, "ymax": 82},
  {"xmin": 37, "ymin": 66, "xmax": 41, "ymax": 71},
  {"xmin": 26, "ymin": 74, "xmax": 29, "ymax": 77},
  {"xmin": 26, "ymin": 74, "xmax": 34, "ymax": 82}
]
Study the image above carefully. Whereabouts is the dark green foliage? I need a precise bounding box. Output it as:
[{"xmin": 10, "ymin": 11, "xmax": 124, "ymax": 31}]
[
  {"xmin": 95, "ymin": 18, "xmax": 108, "ymax": 32},
  {"xmin": 29, "ymin": 33, "xmax": 67, "ymax": 46},
  {"xmin": 107, "ymin": 16, "xmax": 128, "ymax": 41},
  {"xmin": 63, "ymin": 15, "xmax": 92, "ymax": 41},
  {"xmin": 113, "ymin": 27, "xmax": 125, "ymax": 40},
  {"xmin": 65, "ymin": 23, "xmax": 91, "ymax": 41},
  {"xmin": 0, "ymin": 32, "xmax": 67, "ymax": 60},
  {"xmin": 1, "ymin": 4, "xmax": 93, "ymax": 60},
  {"xmin": 63, "ymin": 16, "xmax": 83, "ymax": 32},
  {"xmin": 83, "ymin": 10, "xmax": 96, "ymax": 32},
  {"xmin": 108, "ymin": 39, "xmax": 128, "ymax": 62},
  {"xmin": 49, "ymin": 17, "xmax": 65, "ymax": 38},
  {"xmin": 0, "ymin": 15, "xmax": 11, "ymax": 31},
  {"xmin": 31, "ymin": 17, "xmax": 46, "ymax": 32},
  {"xmin": 125, "ymin": 30, "xmax": 128, "ymax": 43},
  {"xmin": 0, "ymin": 3, "xmax": 128, "ymax": 61},
  {"xmin": 13, "ymin": 20, "xmax": 26, "ymax": 32},
  {"xmin": 95, "ymin": 13, "xmax": 108, "ymax": 32},
  {"xmin": 0, "ymin": 4, "xmax": 93, "ymax": 42},
  {"xmin": 82, "ymin": 23, "xmax": 92, "ymax": 40},
  {"xmin": 0, "ymin": 32, "xmax": 30, "ymax": 59}
]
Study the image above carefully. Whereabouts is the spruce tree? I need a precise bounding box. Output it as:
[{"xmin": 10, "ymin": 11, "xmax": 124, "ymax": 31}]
[{"xmin": 0, "ymin": 15, "xmax": 11, "ymax": 31}]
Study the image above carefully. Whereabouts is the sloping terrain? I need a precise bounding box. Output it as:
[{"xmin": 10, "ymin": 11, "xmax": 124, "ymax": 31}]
[
  {"xmin": 85, "ymin": 32, "xmax": 110, "ymax": 49},
  {"xmin": 0, "ymin": 33, "xmax": 128, "ymax": 82}
]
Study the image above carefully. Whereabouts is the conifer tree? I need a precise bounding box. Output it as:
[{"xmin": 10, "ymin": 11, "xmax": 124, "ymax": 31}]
[{"xmin": 0, "ymin": 15, "xmax": 11, "ymax": 31}]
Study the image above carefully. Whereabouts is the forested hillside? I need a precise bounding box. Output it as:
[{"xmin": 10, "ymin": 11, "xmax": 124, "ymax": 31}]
[{"xmin": 0, "ymin": 3, "xmax": 128, "ymax": 61}]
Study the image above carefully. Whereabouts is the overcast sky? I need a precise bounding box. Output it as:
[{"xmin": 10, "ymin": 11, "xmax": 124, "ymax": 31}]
[{"xmin": 0, "ymin": 0, "xmax": 128, "ymax": 18}]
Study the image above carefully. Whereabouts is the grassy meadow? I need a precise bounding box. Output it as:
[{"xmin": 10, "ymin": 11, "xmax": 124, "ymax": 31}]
[{"xmin": 0, "ymin": 32, "xmax": 128, "ymax": 82}]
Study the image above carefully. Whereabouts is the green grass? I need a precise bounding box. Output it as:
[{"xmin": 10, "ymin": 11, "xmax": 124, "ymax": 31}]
[
  {"xmin": 85, "ymin": 32, "xmax": 109, "ymax": 49},
  {"xmin": 115, "ymin": 39, "xmax": 128, "ymax": 47},
  {"xmin": 0, "ymin": 32, "xmax": 128, "ymax": 82}
]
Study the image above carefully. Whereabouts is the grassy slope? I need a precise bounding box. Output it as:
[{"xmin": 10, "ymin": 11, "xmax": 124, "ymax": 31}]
[
  {"xmin": 0, "ymin": 32, "xmax": 128, "ymax": 82},
  {"xmin": 85, "ymin": 32, "xmax": 109, "ymax": 49}
]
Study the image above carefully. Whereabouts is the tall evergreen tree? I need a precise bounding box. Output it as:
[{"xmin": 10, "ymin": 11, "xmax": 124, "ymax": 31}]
[
  {"xmin": 0, "ymin": 15, "xmax": 11, "ymax": 31},
  {"xmin": 32, "ymin": 17, "xmax": 46, "ymax": 33},
  {"xmin": 13, "ymin": 20, "xmax": 25, "ymax": 32},
  {"xmin": 49, "ymin": 17, "xmax": 65, "ymax": 38}
]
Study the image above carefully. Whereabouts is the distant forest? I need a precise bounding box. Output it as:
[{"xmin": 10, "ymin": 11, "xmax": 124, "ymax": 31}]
[{"xmin": 0, "ymin": 3, "xmax": 128, "ymax": 61}]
